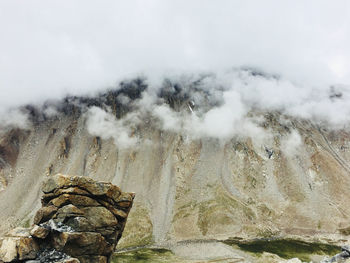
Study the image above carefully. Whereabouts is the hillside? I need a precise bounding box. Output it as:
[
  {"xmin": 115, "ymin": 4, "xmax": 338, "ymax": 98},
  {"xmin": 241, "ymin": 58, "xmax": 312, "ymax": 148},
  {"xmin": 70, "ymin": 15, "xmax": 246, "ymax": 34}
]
[{"xmin": 1, "ymin": 78, "xmax": 350, "ymax": 262}]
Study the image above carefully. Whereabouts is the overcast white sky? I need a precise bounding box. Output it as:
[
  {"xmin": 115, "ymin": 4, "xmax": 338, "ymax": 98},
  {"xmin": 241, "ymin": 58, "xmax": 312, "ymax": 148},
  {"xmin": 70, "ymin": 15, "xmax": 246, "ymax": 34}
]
[{"xmin": 0, "ymin": 0, "xmax": 349, "ymax": 110}]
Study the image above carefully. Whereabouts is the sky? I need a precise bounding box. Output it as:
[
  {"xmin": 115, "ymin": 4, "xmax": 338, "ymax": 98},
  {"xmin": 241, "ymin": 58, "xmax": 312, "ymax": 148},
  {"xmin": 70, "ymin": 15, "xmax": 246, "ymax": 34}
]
[
  {"xmin": 0, "ymin": 1, "xmax": 350, "ymax": 136},
  {"xmin": 0, "ymin": 1, "xmax": 349, "ymax": 107}
]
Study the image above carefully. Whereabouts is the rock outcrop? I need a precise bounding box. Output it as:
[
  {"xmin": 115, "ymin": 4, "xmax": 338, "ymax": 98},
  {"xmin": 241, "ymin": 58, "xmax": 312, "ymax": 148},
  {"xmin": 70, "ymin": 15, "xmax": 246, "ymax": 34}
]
[
  {"xmin": 321, "ymin": 246, "xmax": 350, "ymax": 262},
  {"xmin": 0, "ymin": 174, "xmax": 134, "ymax": 263}
]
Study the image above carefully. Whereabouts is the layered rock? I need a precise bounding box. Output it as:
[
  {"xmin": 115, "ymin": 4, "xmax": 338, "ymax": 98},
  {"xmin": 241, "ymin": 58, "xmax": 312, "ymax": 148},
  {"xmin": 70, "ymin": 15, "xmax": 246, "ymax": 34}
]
[{"xmin": 0, "ymin": 174, "xmax": 134, "ymax": 263}]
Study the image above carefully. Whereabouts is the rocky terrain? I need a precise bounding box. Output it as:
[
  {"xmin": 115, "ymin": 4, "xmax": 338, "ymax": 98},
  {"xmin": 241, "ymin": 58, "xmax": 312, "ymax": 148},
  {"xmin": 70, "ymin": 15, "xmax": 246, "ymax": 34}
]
[
  {"xmin": 0, "ymin": 174, "xmax": 134, "ymax": 263},
  {"xmin": 1, "ymin": 79, "xmax": 350, "ymax": 262}
]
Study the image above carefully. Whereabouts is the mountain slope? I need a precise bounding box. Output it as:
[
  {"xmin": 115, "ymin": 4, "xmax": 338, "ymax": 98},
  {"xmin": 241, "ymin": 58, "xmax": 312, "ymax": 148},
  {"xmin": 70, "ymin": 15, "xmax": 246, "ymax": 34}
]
[{"xmin": 1, "ymin": 83, "xmax": 350, "ymax": 261}]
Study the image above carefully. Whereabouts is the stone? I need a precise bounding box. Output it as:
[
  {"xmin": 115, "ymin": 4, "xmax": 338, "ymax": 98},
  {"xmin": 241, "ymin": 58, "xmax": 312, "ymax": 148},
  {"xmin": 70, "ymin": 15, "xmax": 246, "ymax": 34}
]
[
  {"xmin": 30, "ymin": 225, "xmax": 49, "ymax": 239},
  {"xmin": 0, "ymin": 236, "xmax": 39, "ymax": 262},
  {"xmin": 55, "ymin": 187, "xmax": 91, "ymax": 196},
  {"xmin": 0, "ymin": 237, "xmax": 17, "ymax": 262},
  {"xmin": 49, "ymin": 194, "xmax": 100, "ymax": 208},
  {"xmin": 95, "ymin": 226, "xmax": 118, "ymax": 239},
  {"xmin": 114, "ymin": 192, "xmax": 135, "ymax": 208},
  {"xmin": 51, "ymin": 232, "xmax": 113, "ymax": 256},
  {"xmin": 321, "ymin": 245, "xmax": 350, "ymax": 262},
  {"xmin": 42, "ymin": 174, "xmax": 122, "ymax": 203},
  {"xmin": 34, "ymin": 205, "xmax": 58, "ymax": 225},
  {"xmin": 41, "ymin": 187, "xmax": 91, "ymax": 206},
  {"xmin": 1, "ymin": 228, "xmax": 39, "ymax": 261},
  {"xmin": 17, "ymin": 237, "xmax": 39, "ymax": 260},
  {"xmin": 65, "ymin": 217, "xmax": 93, "ymax": 232},
  {"xmin": 55, "ymin": 204, "xmax": 85, "ymax": 220},
  {"xmin": 43, "ymin": 219, "xmax": 74, "ymax": 233},
  {"xmin": 32, "ymin": 248, "xmax": 78, "ymax": 263},
  {"xmin": 81, "ymin": 207, "xmax": 118, "ymax": 228},
  {"xmin": 0, "ymin": 174, "xmax": 134, "ymax": 263},
  {"xmin": 98, "ymin": 200, "xmax": 128, "ymax": 219},
  {"xmin": 26, "ymin": 260, "xmax": 79, "ymax": 263},
  {"xmin": 5, "ymin": 227, "xmax": 31, "ymax": 238}
]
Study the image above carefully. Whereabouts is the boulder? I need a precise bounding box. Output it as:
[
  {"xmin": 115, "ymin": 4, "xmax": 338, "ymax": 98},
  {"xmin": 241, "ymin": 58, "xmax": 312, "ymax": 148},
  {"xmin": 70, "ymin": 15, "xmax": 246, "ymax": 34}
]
[
  {"xmin": 0, "ymin": 235, "xmax": 39, "ymax": 262},
  {"xmin": 30, "ymin": 225, "xmax": 49, "ymax": 239},
  {"xmin": 28, "ymin": 248, "xmax": 80, "ymax": 263},
  {"xmin": 41, "ymin": 187, "xmax": 91, "ymax": 206},
  {"xmin": 33, "ymin": 205, "xmax": 58, "ymax": 225},
  {"xmin": 0, "ymin": 174, "xmax": 134, "ymax": 263},
  {"xmin": 49, "ymin": 194, "xmax": 101, "ymax": 208},
  {"xmin": 17, "ymin": 237, "xmax": 39, "ymax": 260},
  {"xmin": 51, "ymin": 232, "xmax": 113, "ymax": 256},
  {"xmin": 42, "ymin": 174, "xmax": 122, "ymax": 203},
  {"xmin": 55, "ymin": 204, "xmax": 85, "ymax": 220},
  {"xmin": 0, "ymin": 237, "xmax": 18, "ymax": 262},
  {"xmin": 81, "ymin": 207, "xmax": 118, "ymax": 228},
  {"xmin": 65, "ymin": 217, "xmax": 93, "ymax": 232}
]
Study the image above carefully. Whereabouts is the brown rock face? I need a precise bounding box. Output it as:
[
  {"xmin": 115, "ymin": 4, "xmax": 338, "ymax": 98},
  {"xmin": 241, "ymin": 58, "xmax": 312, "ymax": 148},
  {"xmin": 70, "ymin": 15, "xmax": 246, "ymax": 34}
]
[
  {"xmin": 0, "ymin": 228, "xmax": 39, "ymax": 262},
  {"xmin": 0, "ymin": 174, "xmax": 134, "ymax": 263},
  {"xmin": 30, "ymin": 225, "xmax": 49, "ymax": 239}
]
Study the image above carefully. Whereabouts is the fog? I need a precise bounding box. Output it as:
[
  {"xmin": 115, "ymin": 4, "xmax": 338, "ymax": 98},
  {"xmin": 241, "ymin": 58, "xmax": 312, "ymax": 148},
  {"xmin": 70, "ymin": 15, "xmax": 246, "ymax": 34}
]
[
  {"xmin": 81, "ymin": 70, "xmax": 348, "ymax": 149},
  {"xmin": 1, "ymin": 1, "xmax": 350, "ymax": 136}
]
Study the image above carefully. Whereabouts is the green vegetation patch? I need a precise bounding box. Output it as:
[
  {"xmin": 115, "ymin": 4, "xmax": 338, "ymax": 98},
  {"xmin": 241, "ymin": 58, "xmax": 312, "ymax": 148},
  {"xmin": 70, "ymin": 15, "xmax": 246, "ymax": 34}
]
[
  {"xmin": 223, "ymin": 238, "xmax": 340, "ymax": 262},
  {"xmin": 196, "ymin": 186, "xmax": 255, "ymax": 236},
  {"xmin": 21, "ymin": 218, "xmax": 31, "ymax": 228},
  {"xmin": 117, "ymin": 204, "xmax": 154, "ymax": 248},
  {"xmin": 111, "ymin": 248, "xmax": 181, "ymax": 263}
]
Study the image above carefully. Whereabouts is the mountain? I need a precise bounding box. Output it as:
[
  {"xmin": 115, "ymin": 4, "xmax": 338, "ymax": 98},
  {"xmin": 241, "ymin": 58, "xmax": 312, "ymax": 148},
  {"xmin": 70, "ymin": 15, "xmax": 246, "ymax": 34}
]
[{"xmin": 0, "ymin": 77, "xmax": 349, "ymax": 262}]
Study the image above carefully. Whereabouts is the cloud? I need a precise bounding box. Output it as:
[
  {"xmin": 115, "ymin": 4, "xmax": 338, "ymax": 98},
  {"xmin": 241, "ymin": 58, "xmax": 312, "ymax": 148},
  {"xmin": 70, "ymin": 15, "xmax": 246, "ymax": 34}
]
[
  {"xmin": 1, "ymin": 0, "xmax": 350, "ymax": 138},
  {"xmin": 0, "ymin": 0, "xmax": 349, "ymax": 110},
  {"xmin": 81, "ymin": 69, "xmax": 350, "ymax": 148},
  {"xmin": 0, "ymin": 108, "xmax": 30, "ymax": 131},
  {"xmin": 85, "ymin": 106, "xmax": 139, "ymax": 149},
  {"xmin": 280, "ymin": 130, "xmax": 303, "ymax": 157},
  {"xmin": 153, "ymin": 105, "xmax": 182, "ymax": 133},
  {"xmin": 123, "ymin": 79, "xmax": 271, "ymax": 143}
]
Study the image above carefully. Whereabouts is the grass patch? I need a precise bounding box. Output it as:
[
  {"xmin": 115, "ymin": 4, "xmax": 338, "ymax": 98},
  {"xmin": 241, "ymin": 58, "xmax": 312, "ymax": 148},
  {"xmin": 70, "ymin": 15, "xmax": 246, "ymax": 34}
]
[
  {"xmin": 223, "ymin": 238, "xmax": 340, "ymax": 262},
  {"xmin": 21, "ymin": 218, "xmax": 31, "ymax": 228},
  {"xmin": 111, "ymin": 248, "xmax": 179, "ymax": 263}
]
